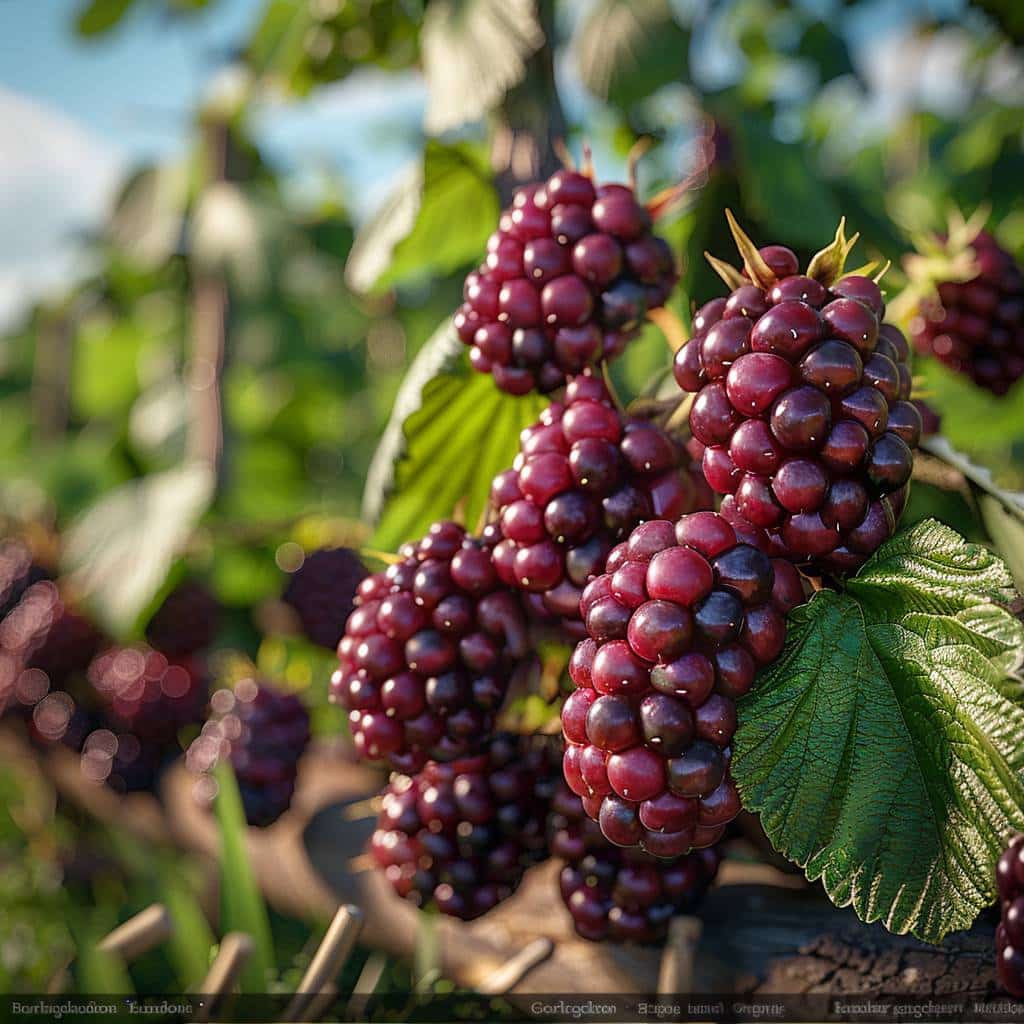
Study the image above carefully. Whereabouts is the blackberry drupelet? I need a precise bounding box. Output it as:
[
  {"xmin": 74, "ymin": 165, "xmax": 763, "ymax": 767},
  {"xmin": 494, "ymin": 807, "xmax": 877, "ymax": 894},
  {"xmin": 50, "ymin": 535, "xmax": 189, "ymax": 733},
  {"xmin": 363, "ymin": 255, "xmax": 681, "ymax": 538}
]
[
  {"xmin": 332, "ymin": 521, "xmax": 528, "ymax": 772},
  {"xmin": 369, "ymin": 734, "xmax": 551, "ymax": 920},
  {"xmin": 145, "ymin": 581, "xmax": 221, "ymax": 659},
  {"xmin": 455, "ymin": 169, "xmax": 678, "ymax": 396},
  {"xmin": 283, "ymin": 547, "xmax": 369, "ymax": 650},
  {"xmin": 490, "ymin": 373, "xmax": 701, "ymax": 636},
  {"xmin": 997, "ymin": 834, "xmax": 1024, "ymax": 997},
  {"xmin": 675, "ymin": 215, "xmax": 918, "ymax": 574},
  {"xmin": 562, "ymin": 510, "xmax": 802, "ymax": 855},
  {"xmin": 550, "ymin": 783, "xmax": 720, "ymax": 943}
]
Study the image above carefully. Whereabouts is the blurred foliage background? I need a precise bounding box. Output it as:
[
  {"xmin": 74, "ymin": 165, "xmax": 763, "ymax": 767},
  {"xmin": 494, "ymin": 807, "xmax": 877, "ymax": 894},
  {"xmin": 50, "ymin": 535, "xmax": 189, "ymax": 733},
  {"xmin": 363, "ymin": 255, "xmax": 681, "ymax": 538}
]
[{"xmin": 1, "ymin": 0, "xmax": 1022, "ymax": 997}]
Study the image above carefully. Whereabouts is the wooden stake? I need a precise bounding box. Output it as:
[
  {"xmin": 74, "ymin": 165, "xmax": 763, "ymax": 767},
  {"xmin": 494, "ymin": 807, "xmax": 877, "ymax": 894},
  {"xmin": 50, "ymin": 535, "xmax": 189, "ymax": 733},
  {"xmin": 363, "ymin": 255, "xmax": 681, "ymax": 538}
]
[
  {"xmin": 284, "ymin": 904, "xmax": 363, "ymax": 1022},
  {"xmin": 98, "ymin": 903, "xmax": 172, "ymax": 961},
  {"xmin": 477, "ymin": 938, "xmax": 554, "ymax": 995},
  {"xmin": 194, "ymin": 933, "xmax": 253, "ymax": 1023},
  {"xmin": 657, "ymin": 915, "xmax": 702, "ymax": 995}
]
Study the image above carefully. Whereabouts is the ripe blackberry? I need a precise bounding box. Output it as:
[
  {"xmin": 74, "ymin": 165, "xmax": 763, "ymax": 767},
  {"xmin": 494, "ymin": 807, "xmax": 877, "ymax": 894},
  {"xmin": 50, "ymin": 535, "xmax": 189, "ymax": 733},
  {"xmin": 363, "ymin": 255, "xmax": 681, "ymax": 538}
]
[
  {"xmin": 550, "ymin": 784, "xmax": 720, "ymax": 943},
  {"xmin": 369, "ymin": 733, "xmax": 551, "ymax": 920},
  {"xmin": 907, "ymin": 222, "xmax": 1024, "ymax": 395},
  {"xmin": 188, "ymin": 678, "xmax": 311, "ymax": 827},
  {"xmin": 0, "ymin": 540, "xmax": 49, "ymax": 620},
  {"xmin": 332, "ymin": 522, "xmax": 528, "ymax": 772},
  {"xmin": 0, "ymin": 581, "xmax": 102, "ymax": 688},
  {"xmin": 997, "ymin": 834, "xmax": 1024, "ymax": 997},
  {"xmin": 562, "ymin": 510, "xmax": 801, "ymax": 855},
  {"xmin": 490, "ymin": 374, "xmax": 701, "ymax": 636},
  {"xmin": 79, "ymin": 726, "xmax": 165, "ymax": 794},
  {"xmin": 145, "ymin": 581, "xmax": 221, "ymax": 658},
  {"xmin": 283, "ymin": 547, "xmax": 369, "ymax": 650},
  {"xmin": 675, "ymin": 215, "xmax": 918, "ymax": 573},
  {"xmin": 88, "ymin": 645, "xmax": 208, "ymax": 747},
  {"xmin": 455, "ymin": 170, "xmax": 678, "ymax": 396}
]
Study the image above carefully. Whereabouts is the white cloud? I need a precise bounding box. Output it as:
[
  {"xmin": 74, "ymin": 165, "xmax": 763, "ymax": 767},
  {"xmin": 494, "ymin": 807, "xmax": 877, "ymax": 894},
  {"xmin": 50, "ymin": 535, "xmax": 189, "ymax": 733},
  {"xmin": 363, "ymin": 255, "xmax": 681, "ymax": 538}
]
[{"xmin": 0, "ymin": 87, "xmax": 123, "ymax": 330}]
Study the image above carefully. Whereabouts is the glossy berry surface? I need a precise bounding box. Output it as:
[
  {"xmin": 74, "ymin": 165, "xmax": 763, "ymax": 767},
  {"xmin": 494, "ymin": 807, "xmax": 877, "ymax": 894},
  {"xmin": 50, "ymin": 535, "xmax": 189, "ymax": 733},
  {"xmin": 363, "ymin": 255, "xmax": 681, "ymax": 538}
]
[
  {"xmin": 997, "ymin": 834, "xmax": 1024, "ymax": 996},
  {"xmin": 563, "ymin": 511, "xmax": 797, "ymax": 854},
  {"xmin": 911, "ymin": 232, "xmax": 1024, "ymax": 396},
  {"xmin": 332, "ymin": 521, "xmax": 528, "ymax": 771},
  {"xmin": 491, "ymin": 374, "xmax": 704, "ymax": 635},
  {"xmin": 675, "ymin": 241, "xmax": 918, "ymax": 573},
  {"xmin": 188, "ymin": 678, "xmax": 311, "ymax": 827},
  {"xmin": 283, "ymin": 547, "xmax": 369, "ymax": 650},
  {"xmin": 369, "ymin": 734, "xmax": 554, "ymax": 920},
  {"xmin": 549, "ymin": 783, "xmax": 720, "ymax": 943},
  {"xmin": 456, "ymin": 172, "xmax": 677, "ymax": 395}
]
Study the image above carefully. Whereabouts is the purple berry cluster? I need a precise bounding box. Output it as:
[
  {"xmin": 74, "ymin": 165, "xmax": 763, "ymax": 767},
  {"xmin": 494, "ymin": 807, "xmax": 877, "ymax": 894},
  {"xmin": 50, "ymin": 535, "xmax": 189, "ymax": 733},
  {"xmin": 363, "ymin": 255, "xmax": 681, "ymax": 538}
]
[
  {"xmin": 676, "ymin": 229, "xmax": 919, "ymax": 574},
  {"xmin": 550, "ymin": 783, "xmax": 720, "ymax": 943},
  {"xmin": 283, "ymin": 547, "xmax": 369, "ymax": 650},
  {"xmin": 188, "ymin": 678, "xmax": 311, "ymax": 827},
  {"xmin": 997, "ymin": 834, "xmax": 1024, "ymax": 996},
  {"xmin": 333, "ymin": 521, "xmax": 528, "ymax": 772},
  {"xmin": 455, "ymin": 170, "xmax": 677, "ymax": 396},
  {"xmin": 145, "ymin": 581, "xmax": 221, "ymax": 660},
  {"xmin": 910, "ymin": 231, "xmax": 1024, "ymax": 395},
  {"xmin": 369, "ymin": 734, "xmax": 552, "ymax": 920},
  {"xmin": 562, "ymin": 510, "xmax": 803, "ymax": 856},
  {"xmin": 490, "ymin": 374, "xmax": 701, "ymax": 636}
]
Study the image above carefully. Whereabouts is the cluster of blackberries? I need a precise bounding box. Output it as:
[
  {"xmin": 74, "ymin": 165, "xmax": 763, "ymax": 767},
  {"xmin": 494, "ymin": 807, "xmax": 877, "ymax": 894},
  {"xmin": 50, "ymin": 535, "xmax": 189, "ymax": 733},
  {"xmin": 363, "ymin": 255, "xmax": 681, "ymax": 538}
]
[
  {"xmin": 676, "ymin": 237, "xmax": 918, "ymax": 574},
  {"xmin": 369, "ymin": 734, "xmax": 553, "ymax": 920},
  {"xmin": 332, "ymin": 521, "xmax": 528, "ymax": 772},
  {"xmin": 910, "ymin": 231, "xmax": 1024, "ymax": 395},
  {"xmin": 455, "ymin": 170, "xmax": 676, "ymax": 396},
  {"xmin": 562, "ymin": 511, "xmax": 802, "ymax": 856},
  {"xmin": 997, "ymin": 834, "xmax": 1024, "ymax": 996},
  {"xmin": 550, "ymin": 784, "xmax": 719, "ymax": 943},
  {"xmin": 188, "ymin": 678, "xmax": 311, "ymax": 827},
  {"xmin": 282, "ymin": 547, "xmax": 368, "ymax": 650},
  {"xmin": 490, "ymin": 374, "xmax": 702, "ymax": 637}
]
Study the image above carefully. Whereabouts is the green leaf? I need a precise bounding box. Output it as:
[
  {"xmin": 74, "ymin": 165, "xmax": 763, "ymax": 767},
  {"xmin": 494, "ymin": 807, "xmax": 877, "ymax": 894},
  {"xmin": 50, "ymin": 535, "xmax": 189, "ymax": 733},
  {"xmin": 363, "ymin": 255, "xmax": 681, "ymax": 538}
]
[
  {"xmin": 75, "ymin": 0, "xmax": 137, "ymax": 35},
  {"xmin": 213, "ymin": 761, "xmax": 274, "ymax": 993},
  {"xmin": 572, "ymin": 0, "xmax": 690, "ymax": 109},
  {"xmin": 733, "ymin": 519, "xmax": 1024, "ymax": 944},
  {"xmin": 62, "ymin": 463, "xmax": 214, "ymax": 635},
  {"xmin": 365, "ymin": 319, "xmax": 546, "ymax": 550},
  {"xmin": 422, "ymin": 0, "xmax": 544, "ymax": 133},
  {"xmin": 980, "ymin": 495, "xmax": 1024, "ymax": 596},
  {"xmin": 160, "ymin": 867, "xmax": 216, "ymax": 988},
  {"xmin": 346, "ymin": 141, "xmax": 499, "ymax": 294}
]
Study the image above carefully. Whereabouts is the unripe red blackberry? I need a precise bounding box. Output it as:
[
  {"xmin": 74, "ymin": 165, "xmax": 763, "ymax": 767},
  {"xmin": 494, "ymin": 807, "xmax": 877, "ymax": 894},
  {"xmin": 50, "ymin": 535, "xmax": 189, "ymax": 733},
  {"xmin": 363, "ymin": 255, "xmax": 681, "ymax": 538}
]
[
  {"xmin": 369, "ymin": 734, "xmax": 551, "ymax": 920},
  {"xmin": 332, "ymin": 522, "xmax": 528, "ymax": 772},
  {"xmin": 908, "ymin": 228, "xmax": 1024, "ymax": 395},
  {"xmin": 145, "ymin": 581, "xmax": 221, "ymax": 658},
  {"xmin": 0, "ymin": 581, "xmax": 102, "ymax": 688},
  {"xmin": 562, "ymin": 510, "xmax": 801, "ymax": 855},
  {"xmin": 675, "ymin": 215, "xmax": 917, "ymax": 574},
  {"xmin": 455, "ymin": 171, "xmax": 678, "ymax": 396},
  {"xmin": 997, "ymin": 834, "xmax": 1024, "ymax": 996},
  {"xmin": 188, "ymin": 678, "xmax": 311, "ymax": 827},
  {"xmin": 0, "ymin": 540, "xmax": 49, "ymax": 620},
  {"xmin": 490, "ymin": 374, "xmax": 702, "ymax": 635},
  {"xmin": 88, "ymin": 645, "xmax": 208, "ymax": 747},
  {"xmin": 550, "ymin": 783, "xmax": 720, "ymax": 943},
  {"xmin": 283, "ymin": 547, "xmax": 369, "ymax": 650}
]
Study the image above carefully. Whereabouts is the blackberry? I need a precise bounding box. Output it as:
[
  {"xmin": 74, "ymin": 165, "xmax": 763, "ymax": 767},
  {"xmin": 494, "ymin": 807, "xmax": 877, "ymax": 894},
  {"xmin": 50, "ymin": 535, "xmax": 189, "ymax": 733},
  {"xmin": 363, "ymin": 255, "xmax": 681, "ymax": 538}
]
[
  {"xmin": 88, "ymin": 645, "xmax": 208, "ymax": 747},
  {"xmin": 0, "ymin": 540, "xmax": 49, "ymax": 620},
  {"xmin": 550, "ymin": 784, "xmax": 720, "ymax": 943},
  {"xmin": 675, "ymin": 215, "xmax": 917, "ymax": 573},
  {"xmin": 997, "ymin": 834, "xmax": 1024, "ymax": 997},
  {"xmin": 332, "ymin": 521, "xmax": 528, "ymax": 772},
  {"xmin": 907, "ymin": 222, "xmax": 1024, "ymax": 395},
  {"xmin": 369, "ymin": 733, "xmax": 551, "ymax": 920},
  {"xmin": 562, "ymin": 510, "xmax": 800, "ymax": 855},
  {"xmin": 79, "ymin": 726, "xmax": 165, "ymax": 794},
  {"xmin": 145, "ymin": 581, "xmax": 221, "ymax": 658},
  {"xmin": 188, "ymin": 678, "xmax": 311, "ymax": 827},
  {"xmin": 0, "ymin": 581, "xmax": 102, "ymax": 688},
  {"xmin": 283, "ymin": 547, "xmax": 369, "ymax": 650},
  {"xmin": 455, "ymin": 170, "xmax": 678, "ymax": 396},
  {"xmin": 490, "ymin": 374, "xmax": 702, "ymax": 636}
]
